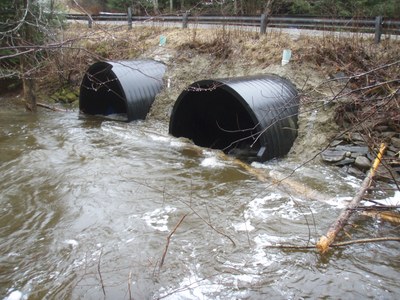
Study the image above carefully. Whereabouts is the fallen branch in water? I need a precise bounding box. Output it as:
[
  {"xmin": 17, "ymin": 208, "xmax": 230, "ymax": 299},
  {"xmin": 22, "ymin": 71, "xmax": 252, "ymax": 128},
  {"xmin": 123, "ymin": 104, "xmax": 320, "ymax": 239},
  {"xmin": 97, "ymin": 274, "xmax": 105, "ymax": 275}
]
[
  {"xmin": 316, "ymin": 143, "xmax": 387, "ymax": 254},
  {"xmin": 222, "ymin": 152, "xmax": 332, "ymax": 203},
  {"xmin": 266, "ymin": 236, "xmax": 400, "ymax": 251},
  {"xmin": 179, "ymin": 143, "xmax": 333, "ymax": 203},
  {"xmin": 331, "ymin": 237, "xmax": 400, "ymax": 247},
  {"xmin": 37, "ymin": 102, "xmax": 67, "ymax": 112},
  {"xmin": 362, "ymin": 210, "xmax": 400, "ymax": 224},
  {"xmin": 159, "ymin": 214, "xmax": 187, "ymax": 270},
  {"xmin": 128, "ymin": 271, "xmax": 132, "ymax": 300},
  {"xmin": 98, "ymin": 248, "xmax": 106, "ymax": 297}
]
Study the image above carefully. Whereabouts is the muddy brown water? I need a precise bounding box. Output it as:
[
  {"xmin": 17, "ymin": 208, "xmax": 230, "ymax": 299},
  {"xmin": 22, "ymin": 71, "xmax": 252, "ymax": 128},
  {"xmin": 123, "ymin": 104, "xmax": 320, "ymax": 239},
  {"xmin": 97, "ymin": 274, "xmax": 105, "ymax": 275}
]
[{"xmin": 1, "ymin": 106, "xmax": 399, "ymax": 299}]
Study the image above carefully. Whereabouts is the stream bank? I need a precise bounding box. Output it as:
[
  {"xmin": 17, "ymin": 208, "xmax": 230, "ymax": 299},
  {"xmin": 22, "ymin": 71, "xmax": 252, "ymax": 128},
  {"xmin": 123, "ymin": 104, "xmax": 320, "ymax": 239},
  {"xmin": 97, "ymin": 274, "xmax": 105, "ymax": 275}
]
[{"xmin": 3, "ymin": 24, "xmax": 400, "ymax": 184}]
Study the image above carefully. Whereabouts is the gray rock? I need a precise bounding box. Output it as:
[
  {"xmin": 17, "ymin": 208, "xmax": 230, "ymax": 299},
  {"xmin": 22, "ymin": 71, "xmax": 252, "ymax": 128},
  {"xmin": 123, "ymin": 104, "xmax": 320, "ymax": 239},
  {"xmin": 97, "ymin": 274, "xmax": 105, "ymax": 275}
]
[
  {"xmin": 374, "ymin": 125, "xmax": 389, "ymax": 132},
  {"xmin": 351, "ymin": 152, "xmax": 365, "ymax": 158},
  {"xmin": 354, "ymin": 156, "xmax": 371, "ymax": 170},
  {"xmin": 334, "ymin": 158, "xmax": 355, "ymax": 166},
  {"xmin": 380, "ymin": 131, "xmax": 397, "ymax": 139},
  {"xmin": 332, "ymin": 71, "xmax": 347, "ymax": 80},
  {"xmin": 335, "ymin": 145, "xmax": 369, "ymax": 154},
  {"xmin": 388, "ymin": 145, "xmax": 399, "ymax": 153},
  {"xmin": 376, "ymin": 165, "xmax": 400, "ymax": 183},
  {"xmin": 330, "ymin": 140, "xmax": 343, "ymax": 147},
  {"xmin": 321, "ymin": 150, "xmax": 347, "ymax": 162},
  {"xmin": 347, "ymin": 166, "xmax": 366, "ymax": 178},
  {"xmin": 391, "ymin": 137, "xmax": 400, "ymax": 149},
  {"xmin": 331, "ymin": 72, "xmax": 348, "ymax": 85},
  {"xmin": 350, "ymin": 133, "xmax": 365, "ymax": 142},
  {"xmin": 386, "ymin": 150, "xmax": 397, "ymax": 157}
]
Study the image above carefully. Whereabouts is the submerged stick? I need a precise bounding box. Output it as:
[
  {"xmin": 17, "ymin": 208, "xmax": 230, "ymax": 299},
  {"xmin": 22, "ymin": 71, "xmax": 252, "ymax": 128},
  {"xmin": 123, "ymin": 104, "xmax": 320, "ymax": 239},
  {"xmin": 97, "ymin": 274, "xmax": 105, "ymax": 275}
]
[
  {"xmin": 221, "ymin": 153, "xmax": 332, "ymax": 203},
  {"xmin": 181, "ymin": 142, "xmax": 333, "ymax": 202},
  {"xmin": 266, "ymin": 236, "xmax": 400, "ymax": 251},
  {"xmin": 316, "ymin": 143, "xmax": 387, "ymax": 254},
  {"xmin": 98, "ymin": 248, "xmax": 106, "ymax": 296},
  {"xmin": 159, "ymin": 214, "xmax": 187, "ymax": 270},
  {"xmin": 128, "ymin": 271, "xmax": 132, "ymax": 300},
  {"xmin": 37, "ymin": 102, "xmax": 67, "ymax": 112},
  {"xmin": 362, "ymin": 210, "xmax": 400, "ymax": 224},
  {"xmin": 331, "ymin": 237, "xmax": 400, "ymax": 247}
]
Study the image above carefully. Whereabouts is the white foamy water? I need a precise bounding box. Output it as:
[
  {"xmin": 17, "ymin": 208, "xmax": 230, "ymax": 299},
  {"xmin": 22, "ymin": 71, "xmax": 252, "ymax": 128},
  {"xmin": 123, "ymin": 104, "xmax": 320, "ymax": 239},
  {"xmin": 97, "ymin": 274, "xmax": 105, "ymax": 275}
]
[
  {"xmin": 142, "ymin": 206, "xmax": 177, "ymax": 232},
  {"xmin": 64, "ymin": 239, "xmax": 79, "ymax": 249},
  {"xmin": 3, "ymin": 290, "xmax": 27, "ymax": 300},
  {"xmin": 365, "ymin": 190, "xmax": 400, "ymax": 207},
  {"xmin": 200, "ymin": 151, "xmax": 225, "ymax": 168}
]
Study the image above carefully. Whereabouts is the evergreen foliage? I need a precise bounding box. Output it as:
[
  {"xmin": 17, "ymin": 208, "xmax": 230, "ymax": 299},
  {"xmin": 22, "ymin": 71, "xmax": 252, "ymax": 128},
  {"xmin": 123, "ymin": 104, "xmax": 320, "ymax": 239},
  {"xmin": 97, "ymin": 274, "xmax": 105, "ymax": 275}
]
[{"xmin": 81, "ymin": 0, "xmax": 399, "ymax": 17}]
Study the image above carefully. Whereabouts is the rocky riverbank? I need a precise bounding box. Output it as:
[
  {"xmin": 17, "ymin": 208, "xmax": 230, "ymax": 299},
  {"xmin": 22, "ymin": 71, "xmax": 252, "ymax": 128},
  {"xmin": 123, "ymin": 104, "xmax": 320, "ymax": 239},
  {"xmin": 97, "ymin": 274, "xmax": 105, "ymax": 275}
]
[
  {"xmin": 321, "ymin": 136, "xmax": 400, "ymax": 183},
  {"xmin": 318, "ymin": 73, "xmax": 400, "ymax": 183}
]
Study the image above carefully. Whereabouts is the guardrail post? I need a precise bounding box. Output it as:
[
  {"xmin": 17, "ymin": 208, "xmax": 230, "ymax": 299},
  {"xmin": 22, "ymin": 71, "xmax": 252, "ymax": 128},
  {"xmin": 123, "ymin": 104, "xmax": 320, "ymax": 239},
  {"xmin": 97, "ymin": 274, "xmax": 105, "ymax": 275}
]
[
  {"xmin": 182, "ymin": 12, "xmax": 188, "ymax": 29},
  {"xmin": 260, "ymin": 14, "xmax": 267, "ymax": 34},
  {"xmin": 88, "ymin": 16, "xmax": 92, "ymax": 28},
  {"xmin": 374, "ymin": 16, "xmax": 383, "ymax": 44},
  {"xmin": 128, "ymin": 7, "xmax": 132, "ymax": 29}
]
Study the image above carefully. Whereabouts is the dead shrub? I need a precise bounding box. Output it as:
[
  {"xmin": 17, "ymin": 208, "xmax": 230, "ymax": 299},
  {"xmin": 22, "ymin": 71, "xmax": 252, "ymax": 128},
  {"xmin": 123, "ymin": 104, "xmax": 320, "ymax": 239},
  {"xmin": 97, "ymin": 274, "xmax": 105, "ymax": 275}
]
[{"xmin": 178, "ymin": 27, "xmax": 233, "ymax": 59}]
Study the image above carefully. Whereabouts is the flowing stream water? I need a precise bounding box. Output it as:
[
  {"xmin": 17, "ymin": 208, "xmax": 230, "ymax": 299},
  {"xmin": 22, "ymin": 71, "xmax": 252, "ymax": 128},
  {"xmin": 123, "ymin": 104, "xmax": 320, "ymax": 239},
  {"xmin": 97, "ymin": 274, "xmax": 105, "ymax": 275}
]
[{"xmin": 1, "ymin": 105, "xmax": 399, "ymax": 300}]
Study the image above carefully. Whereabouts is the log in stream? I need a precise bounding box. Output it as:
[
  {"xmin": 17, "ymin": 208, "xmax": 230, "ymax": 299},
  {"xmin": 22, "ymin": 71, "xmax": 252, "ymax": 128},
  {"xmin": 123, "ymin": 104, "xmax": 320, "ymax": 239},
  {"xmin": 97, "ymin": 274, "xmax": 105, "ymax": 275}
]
[{"xmin": 316, "ymin": 143, "xmax": 387, "ymax": 254}]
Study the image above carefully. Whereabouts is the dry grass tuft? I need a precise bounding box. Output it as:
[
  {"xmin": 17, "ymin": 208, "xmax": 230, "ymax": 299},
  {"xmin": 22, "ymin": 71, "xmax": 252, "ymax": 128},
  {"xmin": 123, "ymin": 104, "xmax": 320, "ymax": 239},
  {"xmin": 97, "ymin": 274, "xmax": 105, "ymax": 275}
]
[{"xmin": 178, "ymin": 27, "xmax": 234, "ymax": 59}]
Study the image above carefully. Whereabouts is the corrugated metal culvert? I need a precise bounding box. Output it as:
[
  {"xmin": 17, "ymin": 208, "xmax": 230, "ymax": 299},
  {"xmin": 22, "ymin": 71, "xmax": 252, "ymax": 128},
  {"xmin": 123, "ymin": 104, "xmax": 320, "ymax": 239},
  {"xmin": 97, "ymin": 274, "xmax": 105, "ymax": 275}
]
[
  {"xmin": 169, "ymin": 74, "xmax": 299, "ymax": 162},
  {"xmin": 79, "ymin": 60, "xmax": 166, "ymax": 121}
]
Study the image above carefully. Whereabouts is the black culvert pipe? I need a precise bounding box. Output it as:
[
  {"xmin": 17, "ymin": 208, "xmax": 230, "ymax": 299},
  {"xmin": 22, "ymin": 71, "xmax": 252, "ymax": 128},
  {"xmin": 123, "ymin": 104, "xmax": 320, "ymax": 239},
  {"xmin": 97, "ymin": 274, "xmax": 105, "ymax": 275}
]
[
  {"xmin": 79, "ymin": 60, "xmax": 166, "ymax": 121},
  {"xmin": 169, "ymin": 74, "xmax": 299, "ymax": 162}
]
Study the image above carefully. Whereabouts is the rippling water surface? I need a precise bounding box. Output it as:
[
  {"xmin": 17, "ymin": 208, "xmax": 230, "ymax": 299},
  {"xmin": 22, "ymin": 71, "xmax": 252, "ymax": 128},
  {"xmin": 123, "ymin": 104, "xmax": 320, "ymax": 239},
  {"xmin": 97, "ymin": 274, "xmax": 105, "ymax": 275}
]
[{"xmin": 1, "ymin": 108, "xmax": 399, "ymax": 299}]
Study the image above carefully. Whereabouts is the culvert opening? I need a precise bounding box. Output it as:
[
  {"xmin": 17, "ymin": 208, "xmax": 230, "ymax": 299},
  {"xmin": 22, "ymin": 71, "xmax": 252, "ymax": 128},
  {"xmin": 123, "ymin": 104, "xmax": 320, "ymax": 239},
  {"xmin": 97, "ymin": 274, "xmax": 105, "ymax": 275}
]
[
  {"xmin": 170, "ymin": 86, "xmax": 261, "ymax": 159},
  {"xmin": 79, "ymin": 60, "xmax": 166, "ymax": 122},
  {"xmin": 169, "ymin": 75, "xmax": 299, "ymax": 162},
  {"xmin": 80, "ymin": 62, "xmax": 126, "ymax": 117}
]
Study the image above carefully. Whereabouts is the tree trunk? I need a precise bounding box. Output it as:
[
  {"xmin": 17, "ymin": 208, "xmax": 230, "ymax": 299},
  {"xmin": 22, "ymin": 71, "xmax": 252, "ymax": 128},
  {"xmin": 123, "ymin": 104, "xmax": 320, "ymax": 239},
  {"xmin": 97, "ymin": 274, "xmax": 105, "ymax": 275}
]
[
  {"xmin": 20, "ymin": 53, "xmax": 37, "ymax": 112},
  {"xmin": 20, "ymin": 0, "xmax": 37, "ymax": 112},
  {"xmin": 264, "ymin": 0, "xmax": 274, "ymax": 15},
  {"xmin": 153, "ymin": 0, "xmax": 158, "ymax": 14},
  {"xmin": 170, "ymin": 0, "xmax": 173, "ymax": 13},
  {"xmin": 23, "ymin": 77, "xmax": 37, "ymax": 112}
]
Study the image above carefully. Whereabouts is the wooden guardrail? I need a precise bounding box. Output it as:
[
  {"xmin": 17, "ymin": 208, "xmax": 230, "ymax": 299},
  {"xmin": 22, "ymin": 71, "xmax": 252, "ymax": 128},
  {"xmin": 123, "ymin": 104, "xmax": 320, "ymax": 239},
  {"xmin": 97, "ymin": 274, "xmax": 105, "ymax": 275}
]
[{"xmin": 65, "ymin": 12, "xmax": 400, "ymax": 43}]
